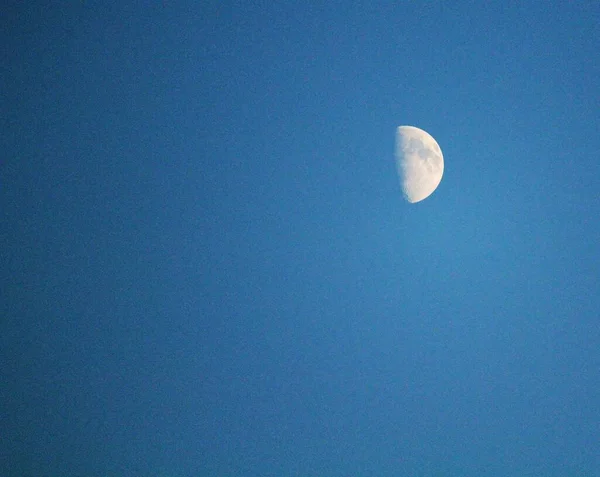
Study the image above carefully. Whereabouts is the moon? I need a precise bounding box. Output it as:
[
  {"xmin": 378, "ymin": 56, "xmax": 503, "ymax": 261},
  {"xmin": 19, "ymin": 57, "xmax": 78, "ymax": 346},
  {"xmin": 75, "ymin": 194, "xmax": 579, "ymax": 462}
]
[{"xmin": 395, "ymin": 126, "xmax": 444, "ymax": 203}]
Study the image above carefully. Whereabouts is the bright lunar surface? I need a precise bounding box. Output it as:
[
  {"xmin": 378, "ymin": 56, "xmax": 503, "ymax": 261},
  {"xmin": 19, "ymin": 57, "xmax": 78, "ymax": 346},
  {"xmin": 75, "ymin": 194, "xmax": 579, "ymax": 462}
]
[{"xmin": 396, "ymin": 126, "xmax": 444, "ymax": 203}]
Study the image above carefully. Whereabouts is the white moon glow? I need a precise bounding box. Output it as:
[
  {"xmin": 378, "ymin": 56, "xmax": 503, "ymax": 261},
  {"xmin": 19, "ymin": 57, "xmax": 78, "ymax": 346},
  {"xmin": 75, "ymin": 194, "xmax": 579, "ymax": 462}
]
[{"xmin": 395, "ymin": 126, "xmax": 444, "ymax": 203}]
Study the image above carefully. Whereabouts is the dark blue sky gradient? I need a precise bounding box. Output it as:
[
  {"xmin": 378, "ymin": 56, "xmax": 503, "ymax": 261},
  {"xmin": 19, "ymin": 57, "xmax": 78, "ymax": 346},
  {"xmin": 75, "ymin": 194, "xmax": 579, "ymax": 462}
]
[{"xmin": 3, "ymin": 2, "xmax": 600, "ymax": 476}]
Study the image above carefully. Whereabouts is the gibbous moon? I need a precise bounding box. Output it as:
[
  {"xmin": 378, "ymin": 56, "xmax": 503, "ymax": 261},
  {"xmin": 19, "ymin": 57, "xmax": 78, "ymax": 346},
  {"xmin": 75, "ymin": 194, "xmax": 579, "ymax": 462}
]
[{"xmin": 395, "ymin": 126, "xmax": 444, "ymax": 203}]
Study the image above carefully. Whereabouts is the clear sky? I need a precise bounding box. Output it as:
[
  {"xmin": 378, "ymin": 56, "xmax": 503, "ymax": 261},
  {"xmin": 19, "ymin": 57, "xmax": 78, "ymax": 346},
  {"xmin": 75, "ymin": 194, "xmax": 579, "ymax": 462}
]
[{"xmin": 3, "ymin": 2, "xmax": 600, "ymax": 476}]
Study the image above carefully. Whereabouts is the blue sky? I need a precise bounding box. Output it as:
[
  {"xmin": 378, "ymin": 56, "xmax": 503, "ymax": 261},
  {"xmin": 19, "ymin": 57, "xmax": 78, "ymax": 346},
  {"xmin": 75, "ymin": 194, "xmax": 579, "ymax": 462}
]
[{"xmin": 3, "ymin": 2, "xmax": 600, "ymax": 476}]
